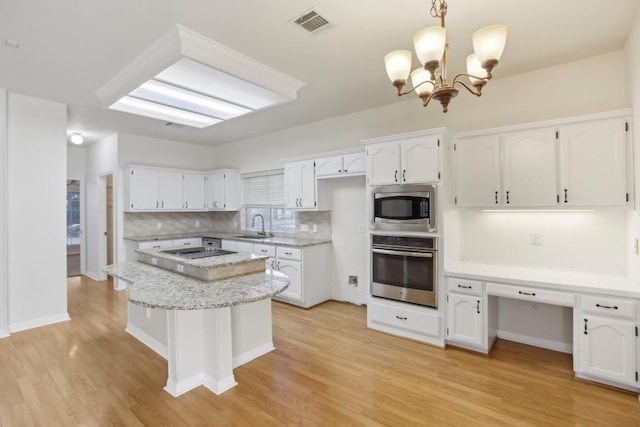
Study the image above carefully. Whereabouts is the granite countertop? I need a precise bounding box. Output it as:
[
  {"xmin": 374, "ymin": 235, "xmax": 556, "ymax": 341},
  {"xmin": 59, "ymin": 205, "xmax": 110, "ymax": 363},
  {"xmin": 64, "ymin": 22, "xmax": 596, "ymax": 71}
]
[
  {"xmin": 124, "ymin": 231, "xmax": 331, "ymax": 247},
  {"xmin": 445, "ymin": 261, "xmax": 640, "ymax": 299},
  {"xmin": 135, "ymin": 247, "xmax": 267, "ymax": 270},
  {"xmin": 104, "ymin": 262, "xmax": 289, "ymax": 310}
]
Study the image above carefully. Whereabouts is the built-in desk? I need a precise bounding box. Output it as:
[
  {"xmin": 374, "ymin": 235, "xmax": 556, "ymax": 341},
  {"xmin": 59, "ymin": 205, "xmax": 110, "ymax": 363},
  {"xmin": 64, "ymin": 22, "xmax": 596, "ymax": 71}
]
[{"xmin": 445, "ymin": 262, "xmax": 640, "ymax": 393}]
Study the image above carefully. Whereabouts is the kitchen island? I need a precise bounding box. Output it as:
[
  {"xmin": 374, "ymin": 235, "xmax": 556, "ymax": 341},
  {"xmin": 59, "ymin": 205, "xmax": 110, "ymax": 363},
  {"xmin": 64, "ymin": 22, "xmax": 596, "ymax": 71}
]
[{"xmin": 104, "ymin": 260, "xmax": 289, "ymax": 397}]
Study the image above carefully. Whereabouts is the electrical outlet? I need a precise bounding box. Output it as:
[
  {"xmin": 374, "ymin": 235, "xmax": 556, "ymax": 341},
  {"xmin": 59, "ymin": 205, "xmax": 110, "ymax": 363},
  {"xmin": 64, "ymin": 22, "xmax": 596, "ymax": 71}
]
[
  {"xmin": 177, "ymin": 264, "xmax": 184, "ymax": 273},
  {"xmin": 195, "ymin": 220, "xmax": 200, "ymax": 228},
  {"xmin": 300, "ymin": 223, "xmax": 309, "ymax": 232},
  {"xmin": 157, "ymin": 222, "xmax": 162, "ymax": 230},
  {"xmin": 151, "ymin": 258, "xmax": 158, "ymax": 265},
  {"xmin": 634, "ymin": 238, "xmax": 639, "ymax": 255},
  {"xmin": 146, "ymin": 308, "xmax": 151, "ymax": 319},
  {"xmin": 358, "ymin": 224, "xmax": 365, "ymax": 233},
  {"xmin": 530, "ymin": 232, "xmax": 542, "ymax": 245},
  {"xmin": 312, "ymin": 224, "xmax": 318, "ymax": 233},
  {"xmin": 348, "ymin": 275, "xmax": 358, "ymax": 286}
]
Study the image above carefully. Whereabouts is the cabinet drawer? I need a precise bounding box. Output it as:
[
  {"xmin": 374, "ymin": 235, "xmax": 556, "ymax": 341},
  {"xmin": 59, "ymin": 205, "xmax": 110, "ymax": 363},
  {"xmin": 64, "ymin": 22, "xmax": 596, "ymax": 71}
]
[
  {"xmin": 173, "ymin": 238, "xmax": 201, "ymax": 247},
  {"xmin": 581, "ymin": 295, "xmax": 635, "ymax": 320},
  {"xmin": 276, "ymin": 246, "xmax": 301, "ymax": 261},
  {"xmin": 368, "ymin": 300, "xmax": 440, "ymax": 338},
  {"xmin": 447, "ymin": 277, "xmax": 483, "ymax": 296},
  {"xmin": 486, "ymin": 282, "xmax": 574, "ymax": 307},
  {"xmin": 253, "ymin": 244, "xmax": 276, "ymax": 257},
  {"xmin": 138, "ymin": 240, "xmax": 174, "ymax": 250}
]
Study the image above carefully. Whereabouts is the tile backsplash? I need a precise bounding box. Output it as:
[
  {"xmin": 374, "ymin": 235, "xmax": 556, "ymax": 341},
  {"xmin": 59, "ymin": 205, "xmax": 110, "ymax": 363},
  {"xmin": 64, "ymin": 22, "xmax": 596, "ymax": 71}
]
[{"xmin": 124, "ymin": 210, "xmax": 332, "ymax": 239}]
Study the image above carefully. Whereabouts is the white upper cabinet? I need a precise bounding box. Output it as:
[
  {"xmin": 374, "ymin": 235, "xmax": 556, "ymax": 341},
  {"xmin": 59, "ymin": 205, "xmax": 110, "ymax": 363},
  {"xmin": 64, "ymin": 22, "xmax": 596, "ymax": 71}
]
[
  {"xmin": 453, "ymin": 136, "xmax": 501, "ymax": 207},
  {"xmin": 315, "ymin": 151, "xmax": 366, "ymax": 178},
  {"xmin": 366, "ymin": 133, "xmax": 441, "ymax": 186},
  {"xmin": 285, "ymin": 160, "xmax": 316, "ymax": 209},
  {"xmin": 207, "ymin": 169, "xmax": 240, "ymax": 211},
  {"xmin": 159, "ymin": 171, "xmax": 184, "ymax": 210},
  {"xmin": 559, "ymin": 118, "xmax": 628, "ymax": 206},
  {"xmin": 502, "ymin": 128, "xmax": 558, "ymax": 206},
  {"xmin": 183, "ymin": 173, "xmax": 206, "ymax": 210},
  {"xmin": 129, "ymin": 168, "xmax": 161, "ymax": 210}
]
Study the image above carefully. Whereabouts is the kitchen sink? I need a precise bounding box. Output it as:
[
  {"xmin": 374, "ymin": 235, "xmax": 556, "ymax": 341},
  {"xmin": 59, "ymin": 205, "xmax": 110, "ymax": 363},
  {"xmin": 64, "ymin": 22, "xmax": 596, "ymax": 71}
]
[{"xmin": 233, "ymin": 235, "xmax": 270, "ymax": 240}]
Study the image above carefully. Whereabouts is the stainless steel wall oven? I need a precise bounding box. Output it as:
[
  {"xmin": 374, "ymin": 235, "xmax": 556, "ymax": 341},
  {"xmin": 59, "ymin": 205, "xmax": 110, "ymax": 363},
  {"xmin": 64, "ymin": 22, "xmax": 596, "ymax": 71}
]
[{"xmin": 370, "ymin": 234, "xmax": 437, "ymax": 308}]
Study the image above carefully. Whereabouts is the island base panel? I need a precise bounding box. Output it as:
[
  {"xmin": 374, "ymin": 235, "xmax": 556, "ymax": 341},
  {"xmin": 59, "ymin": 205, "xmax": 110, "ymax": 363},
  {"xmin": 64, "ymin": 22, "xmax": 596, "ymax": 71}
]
[{"xmin": 165, "ymin": 307, "xmax": 237, "ymax": 397}]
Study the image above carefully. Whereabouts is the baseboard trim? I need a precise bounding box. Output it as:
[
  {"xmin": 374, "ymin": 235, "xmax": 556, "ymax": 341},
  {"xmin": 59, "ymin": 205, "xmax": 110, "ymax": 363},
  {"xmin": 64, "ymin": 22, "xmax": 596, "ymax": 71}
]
[
  {"xmin": 497, "ymin": 330, "xmax": 572, "ymax": 354},
  {"xmin": 85, "ymin": 271, "xmax": 101, "ymax": 281},
  {"xmin": 164, "ymin": 374, "xmax": 203, "ymax": 397},
  {"xmin": 9, "ymin": 312, "xmax": 71, "ymax": 333},
  {"xmin": 0, "ymin": 328, "xmax": 9, "ymax": 338},
  {"xmin": 202, "ymin": 373, "xmax": 237, "ymax": 395},
  {"xmin": 232, "ymin": 342, "xmax": 275, "ymax": 368},
  {"xmin": 126, "ymin": 324, "xmax": 168, "ymax": 359}
]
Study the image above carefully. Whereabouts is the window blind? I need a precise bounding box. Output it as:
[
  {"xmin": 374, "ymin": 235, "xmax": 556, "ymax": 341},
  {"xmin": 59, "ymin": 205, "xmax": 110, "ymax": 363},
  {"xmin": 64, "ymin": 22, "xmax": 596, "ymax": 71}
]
[{"xmin": 242, "ymin": 169, "xmax": 285, "ymax": 206}]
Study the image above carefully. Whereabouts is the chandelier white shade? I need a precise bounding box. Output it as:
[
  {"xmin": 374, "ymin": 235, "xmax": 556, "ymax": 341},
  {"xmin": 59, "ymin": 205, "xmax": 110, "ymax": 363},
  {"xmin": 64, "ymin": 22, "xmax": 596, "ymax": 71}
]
[{"xmin": 384, "ymin": 0, "xmax": 507, "ymax": 113}]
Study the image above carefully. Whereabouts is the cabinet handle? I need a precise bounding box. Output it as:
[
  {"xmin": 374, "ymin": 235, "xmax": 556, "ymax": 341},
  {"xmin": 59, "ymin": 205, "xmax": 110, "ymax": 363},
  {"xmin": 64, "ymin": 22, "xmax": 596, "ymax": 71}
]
[
  {"xmin": 495, "ymin": 191, "xmax": 498, "ymax": 204},
  {"xmin": 477, "ymin": 300, "xmax": 480, "ymax": 314},
  {"xmin": 344, "ymin": 169, "xmax": 348, "ymax": 173},
  {"xmin": 583, "ymin": 318, "xmax": 588, "ymax": 335},
  {"xmin": 402, "ymin": 170, "xmax": 406, "ymax": 182},
  {"xmin": 338, "ymin": 169, "xmax": 342, "ymax": 173},
  {"xmin": 506, "ymin": 191, "xmax": 510, "ymax": 204},
  {"xmin": 285, "ymin": 252, "xmax": 292, "ymax": 255},
  {"xmin": 156, "ymin": 201, "xmax": 159, "ymax": 208},
  {"xmin": 270, "ymin": 260, "xmax": 275, "ymax": 269},
  {"xmin": 261, "ymin": 249, "xmax": 267, "ymax": 253},
  {"xmin": 596, "ymin": 303, "xmax": 618, "ymax": 310},
  {"xmin": 518, "ymin": 291, "xmax": 536, "ymax": 296},
  {"xmin": 161, "ymin": 201, "xmax": 164, "ymax": 208},
  {"xmin": 395, "ymin": 315, "xmax": 407, "ymax": 320},
  {"xmin": 394, "ymin": 170, "xmax": 398, "ymax": 182},
  {"xmin": 277, "ymin": 261, "xmax": 280, "ymax": 270},
  {"xmin": 153, "ymin": 245, "xmax": 161, "ymax": 249},
  {"xmin": 185, "ymin": 201, "xmax": 188, "ymax": 209},
  {"xmin": 457, "ymin": 284, "xmax": 472, "ymax": 289},
  {"xmin": 564, "ymin": 189, "xmax": 568, "ymax": 203}
]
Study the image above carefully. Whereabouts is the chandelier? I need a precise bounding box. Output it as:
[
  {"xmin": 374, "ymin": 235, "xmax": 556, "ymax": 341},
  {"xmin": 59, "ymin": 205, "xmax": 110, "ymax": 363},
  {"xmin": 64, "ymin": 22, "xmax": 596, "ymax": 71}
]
[{"xmin": 384, "ymin": 0, "xmax": 507, "ymax": 113}]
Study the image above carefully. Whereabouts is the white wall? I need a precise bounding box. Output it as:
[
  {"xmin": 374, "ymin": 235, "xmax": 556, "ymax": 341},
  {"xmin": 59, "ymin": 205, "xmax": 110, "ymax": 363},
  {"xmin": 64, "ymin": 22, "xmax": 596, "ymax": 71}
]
[
  {"xmin": 7, "ymin": 93, "xmax": 68, "ymax": 332},
  {"xmin": 118, "ymin": 134, "xmax": 213, "ymax": 170},
  {"xmin": 67, "ymin": 145, "xmax": 87, "ymax": 178},
  {"xmin": 0, "ymin": 89, "xmax": 7, "ymax": 337},
  {"xmin": 85, "ymin": 134, "xmax": 118, "ymax": 280},
  {"xmin": 625, "ymin": 8, "xmax": 640, "ymax": 281},
  {"xmin": 458, "ymin": 210, "xmax": 628, "ymax": 275}
]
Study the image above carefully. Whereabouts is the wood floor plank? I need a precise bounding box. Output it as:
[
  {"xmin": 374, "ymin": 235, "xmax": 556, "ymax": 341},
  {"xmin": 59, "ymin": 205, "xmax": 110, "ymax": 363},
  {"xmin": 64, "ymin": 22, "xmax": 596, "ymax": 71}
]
[{"xmin": 0, "ymin": 276, "xmax": 639, "ymax": 426}]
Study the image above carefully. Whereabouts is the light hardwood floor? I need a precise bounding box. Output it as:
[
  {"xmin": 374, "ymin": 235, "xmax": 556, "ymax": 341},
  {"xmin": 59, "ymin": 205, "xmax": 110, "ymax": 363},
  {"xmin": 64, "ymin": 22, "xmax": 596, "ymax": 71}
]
[{"xmin": 1, "ymin": 276, "xmax": 639, "ymax": 426}]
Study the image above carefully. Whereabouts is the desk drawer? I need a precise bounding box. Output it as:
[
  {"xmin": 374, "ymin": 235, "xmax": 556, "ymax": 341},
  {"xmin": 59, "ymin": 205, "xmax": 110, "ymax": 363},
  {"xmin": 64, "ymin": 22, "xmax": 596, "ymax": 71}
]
[
  {"xmin": 581, "ymin": 295, "xmax": 635, "ymax": 320},
  {"xmin": 486, "ymin": 282, "xmax": 574, "ymax": 307},
  {"xmin": 368, "ymin": 300, "xmax": 440, "ymax": 338},
  {"xmin": 447, "ymin": 277, "xmax": 483, "ymax": 296}
]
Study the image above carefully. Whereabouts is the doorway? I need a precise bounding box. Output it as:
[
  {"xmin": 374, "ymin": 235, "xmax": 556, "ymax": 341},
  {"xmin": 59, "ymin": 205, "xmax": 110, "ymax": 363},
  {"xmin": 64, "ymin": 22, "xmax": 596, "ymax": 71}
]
[{"xmin": 66, "ymin": 179, "xmax": 81, "ymax": 277}]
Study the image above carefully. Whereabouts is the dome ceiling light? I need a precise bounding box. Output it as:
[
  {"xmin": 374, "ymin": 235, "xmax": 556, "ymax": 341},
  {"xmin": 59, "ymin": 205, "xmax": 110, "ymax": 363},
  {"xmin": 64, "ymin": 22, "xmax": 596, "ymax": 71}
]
[{"xmin": 384, "ymin": 0, "xmax": 507, "ymax": 113}]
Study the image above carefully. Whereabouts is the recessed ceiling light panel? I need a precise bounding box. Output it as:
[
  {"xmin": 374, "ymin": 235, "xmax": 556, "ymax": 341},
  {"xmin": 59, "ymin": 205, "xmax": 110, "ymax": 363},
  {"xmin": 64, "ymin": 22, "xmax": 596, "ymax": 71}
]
[{"xmin": 97, "ymin": 25, "xmax": 306, "ymax": 129}]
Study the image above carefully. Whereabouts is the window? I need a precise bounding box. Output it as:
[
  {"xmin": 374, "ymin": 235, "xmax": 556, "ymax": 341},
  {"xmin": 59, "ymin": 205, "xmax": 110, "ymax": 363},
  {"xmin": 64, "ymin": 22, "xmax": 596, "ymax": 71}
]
[{"xmin": 241, "ymin": 170, "xmax": 295, "ymax": 233}]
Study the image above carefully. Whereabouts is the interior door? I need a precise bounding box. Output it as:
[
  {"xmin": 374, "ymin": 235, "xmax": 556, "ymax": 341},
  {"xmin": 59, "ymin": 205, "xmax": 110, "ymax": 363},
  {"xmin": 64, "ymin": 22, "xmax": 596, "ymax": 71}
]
[{"xmin": 66, "ymin": 179, "xmax": 81, "ymax": 277}]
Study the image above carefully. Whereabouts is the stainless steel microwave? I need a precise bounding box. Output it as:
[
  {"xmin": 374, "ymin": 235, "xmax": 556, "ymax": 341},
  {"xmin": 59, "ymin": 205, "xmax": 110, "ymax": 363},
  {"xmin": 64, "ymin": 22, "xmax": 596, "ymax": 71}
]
[{"xmin": 371, "ymin": 184, "xmax": 437, "ymax": 232}]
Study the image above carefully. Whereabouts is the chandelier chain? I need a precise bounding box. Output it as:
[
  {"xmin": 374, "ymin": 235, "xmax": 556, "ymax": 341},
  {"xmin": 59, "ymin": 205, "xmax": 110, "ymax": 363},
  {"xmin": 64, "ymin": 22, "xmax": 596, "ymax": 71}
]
[{"xmin": 430, "ymin": 0, "xmax": 447, "ymax": 18}]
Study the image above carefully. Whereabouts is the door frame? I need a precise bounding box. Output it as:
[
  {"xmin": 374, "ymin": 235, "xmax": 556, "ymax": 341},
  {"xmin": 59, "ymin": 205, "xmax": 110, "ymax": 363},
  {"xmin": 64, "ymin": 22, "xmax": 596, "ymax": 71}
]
[
  {"xmin": 97, "ymin": 173, "xmax": 114, "ymax": 281},
  {"xmin": 67, "ymin": 177, "xmax": 86, "ymax": 276},
  {"xmin": 0, "ymin": 88, "xmax": 8, "ymax": 337}
]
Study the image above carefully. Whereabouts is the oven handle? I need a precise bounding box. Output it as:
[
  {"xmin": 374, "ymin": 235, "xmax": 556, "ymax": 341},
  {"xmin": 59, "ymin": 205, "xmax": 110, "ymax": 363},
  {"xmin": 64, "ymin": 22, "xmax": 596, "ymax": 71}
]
[{"xmin": 372, "ymin": 248, "xmax": 434, "ymax": 258}]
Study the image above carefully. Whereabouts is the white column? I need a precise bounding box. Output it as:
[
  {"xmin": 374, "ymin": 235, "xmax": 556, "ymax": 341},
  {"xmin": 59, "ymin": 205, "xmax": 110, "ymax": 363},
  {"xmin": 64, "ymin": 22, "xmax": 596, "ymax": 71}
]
[
  {"xmin": 164, "ymin": 307, "xmax": 237, "ymax": 397},
  {"xmin": 0, "ymin": 88, "xmax": 8, "ymax": 338}
]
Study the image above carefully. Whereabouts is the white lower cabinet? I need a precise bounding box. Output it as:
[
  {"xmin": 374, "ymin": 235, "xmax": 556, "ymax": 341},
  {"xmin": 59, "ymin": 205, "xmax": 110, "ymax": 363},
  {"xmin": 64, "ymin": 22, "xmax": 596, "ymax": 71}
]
[
  {"xmin": 575, "ymin": 294, "xmax": 638, "ymax": 388},
  {"xmin": 367, "ymin": 297, "xmax": 442, "ymax": 346},
  {"xmin": 276, "ymin": 259, "xmax": 302, "ymax": 300},
  {"xmin": 138, "ymin": 240, "xmax": 175, "ymax": 250},
  {"xmin": 447, "ymin": 293, "xmax": 484, "ymax": 348}
]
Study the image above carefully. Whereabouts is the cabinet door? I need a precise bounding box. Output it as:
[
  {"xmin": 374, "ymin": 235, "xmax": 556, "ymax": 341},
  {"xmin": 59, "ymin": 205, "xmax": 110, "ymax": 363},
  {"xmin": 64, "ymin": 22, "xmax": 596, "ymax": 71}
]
[
  {"xmin": 277, "ymin": 259, "xmax": 302, "ymax": 301},
  {"xmin": 130, "ymin": 168, "xmax": 160, "ymax": 210},
  {"xmin": 343, "ymin": 152, "xmax": 366, "ymax": 175},
  {"xmin": 159, "ymin": 172, "xmax": 184, "ymax": 210},
  {"xmin": 236, "ymin": 241, "xmax": 254, "ymax": 253},
  {"xmin": 454, "ymin": 136, "xmax": 501, "ymax": 206},
  {"xmin": 503, "ymin": 128, "xmax": 558, "ymax": 206},
  {"xmin": 298, "ymin": 160, "xmax": 316, "ymax": 208},
  {"xmin": 447, "ymin": 293, "xmax": 484, "ymax": 348},
  {"xmin": 367, "ymin": 142, "xmax": 400, "ymax": 186},
  {"xmin": 223, "ymin": 170, "xmax": 241, "ymax": 210},
  {"xmin": 207, "ymin": 172, "xmax": 225, "ymax": 210},
  {"xmin": 316, "ymin": 155, "xmax": 343, "ymax": 177},
  {"xmin": 580, "ymin": 315, "xmax": 636, "ymax": 386},
  {"xmin": 221, "ymin": 240, "xmax": 237, "ymax": 251},
  {"xmin": 183, "ymin": 173, "xmax": 206, "ymax": 210},
  {"xmin": 400, "ymin": 135, "xmax": 439, "ymax": 183},
  {"xmin": 284, "ymin": 162, "xmax": 301, "ymax": 209},
  {"xmin": 559, "ymin": 118, "xmax": 627, "ymax": 206}
]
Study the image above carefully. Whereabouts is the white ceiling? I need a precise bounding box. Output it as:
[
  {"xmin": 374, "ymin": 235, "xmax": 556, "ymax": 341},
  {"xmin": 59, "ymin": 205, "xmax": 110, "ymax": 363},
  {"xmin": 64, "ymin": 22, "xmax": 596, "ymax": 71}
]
[{"xmin": 1, "ymin": 0, "xmax": 639, "ymax": 147}]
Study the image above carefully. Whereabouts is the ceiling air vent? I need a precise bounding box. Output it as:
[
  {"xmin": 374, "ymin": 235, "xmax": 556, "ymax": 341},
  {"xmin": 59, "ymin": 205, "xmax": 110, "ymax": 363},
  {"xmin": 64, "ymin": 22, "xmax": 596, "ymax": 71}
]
[{"xmin": 292, "ymin": 9, "xmax": 333, "ymax": 34}]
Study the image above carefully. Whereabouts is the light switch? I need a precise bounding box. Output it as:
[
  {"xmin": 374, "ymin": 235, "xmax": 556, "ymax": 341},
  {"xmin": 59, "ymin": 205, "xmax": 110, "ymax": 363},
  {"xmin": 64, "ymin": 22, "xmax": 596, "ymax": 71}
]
[
  {"xmin": 530, "ymin": 232, "xmax": 542, "ymax": 245},
  {"xmin": 300, "ymin": 224, "xmax": 309, "ymax": 232}
]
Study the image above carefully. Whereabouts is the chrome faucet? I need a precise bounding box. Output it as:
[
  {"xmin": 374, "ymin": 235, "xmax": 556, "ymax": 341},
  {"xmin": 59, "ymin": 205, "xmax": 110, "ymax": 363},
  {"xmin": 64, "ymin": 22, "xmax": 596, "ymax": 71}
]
[{"xmin": 251, "ymin": 214, "xmax": 266, "ymax": 236}]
